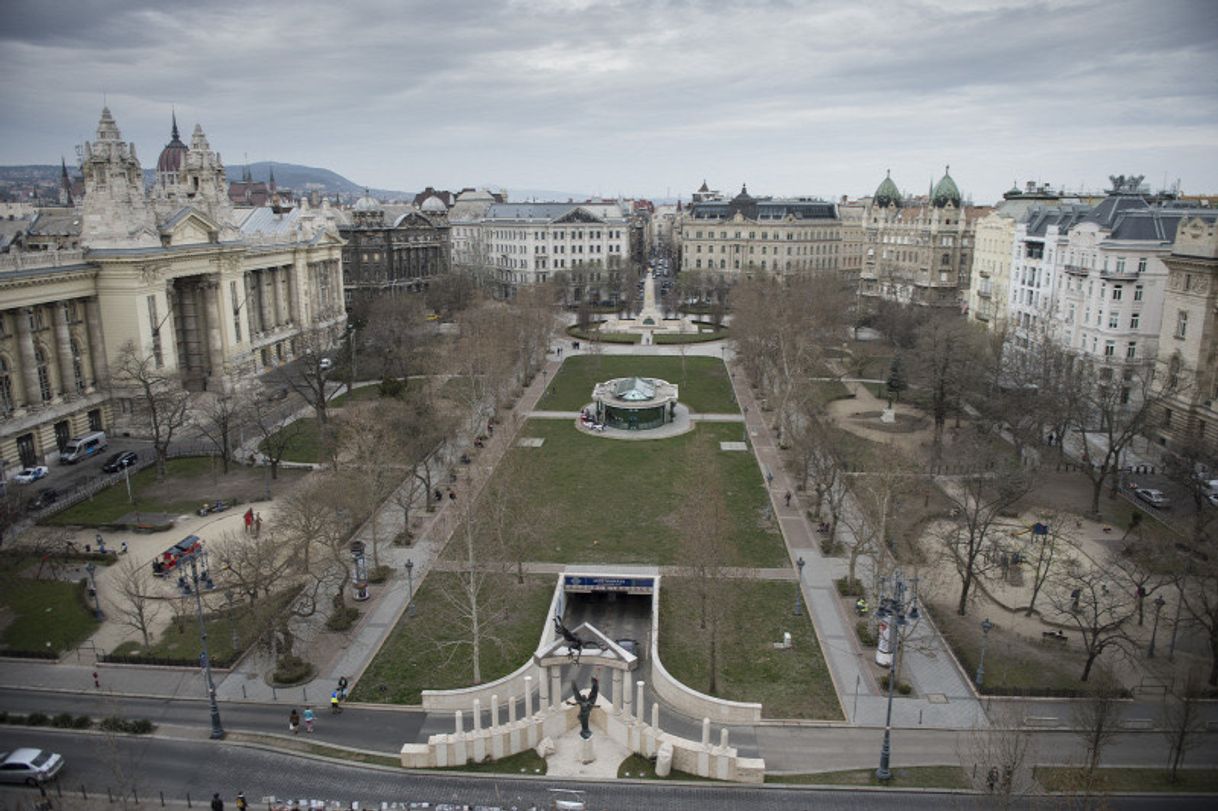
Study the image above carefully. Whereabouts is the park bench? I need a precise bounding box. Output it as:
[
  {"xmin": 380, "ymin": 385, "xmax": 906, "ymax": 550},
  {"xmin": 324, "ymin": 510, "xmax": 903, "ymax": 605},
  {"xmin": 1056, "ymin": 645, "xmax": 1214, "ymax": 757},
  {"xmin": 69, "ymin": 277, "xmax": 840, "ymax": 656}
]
[{"xmin": 1040, "ymin": 630, "xmax": 1068, "ymax": 647}]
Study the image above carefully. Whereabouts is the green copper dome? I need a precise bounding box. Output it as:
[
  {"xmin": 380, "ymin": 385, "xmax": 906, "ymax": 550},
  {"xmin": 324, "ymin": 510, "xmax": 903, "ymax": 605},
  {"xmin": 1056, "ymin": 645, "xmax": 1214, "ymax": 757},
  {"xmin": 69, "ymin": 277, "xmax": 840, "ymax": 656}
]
[
  {"xmin": 932, "ymin": 165, "xmax": 961, "ymax": 208},
  {"xmin": 874, "ymin": 170, "xmax": 901, "ymax": 208}
]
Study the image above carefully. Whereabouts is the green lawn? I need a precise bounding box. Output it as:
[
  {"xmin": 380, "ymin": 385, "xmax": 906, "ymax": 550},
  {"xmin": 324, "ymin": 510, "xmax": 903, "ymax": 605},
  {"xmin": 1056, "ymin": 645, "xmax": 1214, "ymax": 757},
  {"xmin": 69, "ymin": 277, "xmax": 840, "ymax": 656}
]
[
  {"xmin": 329, "ymin": 384, "xmax": 389, "ymax": 408},
  {"xmin": 45, "ymin": 457, "xmax": 235, "ymax": 527},
  {"xmin": 465, "ymin": 420, "xmax": 785, "ymax": 567},
  {"xmin": 0, "ymin": 568, "xmax": 99, "ymax": 653},
  {"xmin": 350, "ymin": 573, "xmax": 554, "ymax": 704},
  {"xmin": 768, "ymin": 766, "xmax": 968, "ymax": 788},
  {"xmin": 434, "ymin": 749, "xmax": 547, "ymax": 775},
  {"xmin": 110, "ymin": 589, "xmax": 297, "ymax": 665},
  {"xmin": 618, "ymin": 753, "xmax": 714, "ymax": 781},
  {"xmin": 538, "ymin": 355, "xmax": 736, "ymax": 413},
  {"xmin": 653, "ymin": 329, "xmax": 727, "ymax": 345},
  {"xmin": 261, "ymin": 417, "xmax": 327, "ymax": 464},
  {"xmin": 567, "ymin": 325, "xmax": 641, "ymax": 344},
  {"xmin": 659, "ymin": 578, "xmax": 842, "ymax": 719},
  {"xmin": 810, "ymin": 380, "xmax": 853, "ymax": 402},
  {"xmin": 1035, "ymin": 767, "xmax": 1218, "ymax": 793}
]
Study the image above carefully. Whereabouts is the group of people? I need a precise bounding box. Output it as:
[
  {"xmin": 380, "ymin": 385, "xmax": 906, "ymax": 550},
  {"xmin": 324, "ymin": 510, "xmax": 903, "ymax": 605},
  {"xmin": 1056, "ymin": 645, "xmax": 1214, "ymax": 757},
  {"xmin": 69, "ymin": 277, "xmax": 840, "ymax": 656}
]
[
  {"xmin": 287, "ymin": 679, "xmax": 350, "ymax": 734},
  {"xmin": 242, "ymin": 508, "xmax": 263, "ymax": 537},
  {"xmin": 579, "ymin": 408, "xmax": 606, "ymax": 432},
  {"xmin": 210, "ymin": 791, "xmax": 247, "ymax": 810}
]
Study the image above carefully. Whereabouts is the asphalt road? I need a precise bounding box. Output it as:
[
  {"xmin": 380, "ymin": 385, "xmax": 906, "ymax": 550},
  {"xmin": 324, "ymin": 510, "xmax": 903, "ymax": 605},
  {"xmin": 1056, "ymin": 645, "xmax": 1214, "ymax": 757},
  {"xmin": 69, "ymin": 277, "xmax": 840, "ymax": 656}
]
[{"xmin": 4, "ymin": 728, "xmax": 1214, "ymax": 811}]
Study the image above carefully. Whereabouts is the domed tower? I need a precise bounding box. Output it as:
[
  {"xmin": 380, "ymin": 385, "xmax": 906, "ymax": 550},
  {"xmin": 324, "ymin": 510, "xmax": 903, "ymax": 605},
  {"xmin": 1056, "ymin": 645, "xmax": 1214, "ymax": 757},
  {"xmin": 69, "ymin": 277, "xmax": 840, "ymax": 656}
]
[
  {"xmin": 155, "ymin": 112, "xmax": 188, "ymax": 187},
  {"xmin": 873, "ymin": 170, "xmax": 901, "ymax": 209},
  {"xmin": 931, "ymin": 165, "xmax": 961, "ymax": 209},
  {"xmin": 420, "ymin": 194, "xmax": 448, "ymax": 220},
  {"xmin": 79, "ymin": 106, "xmax": 158, "ymax": 248},
  {"xmin": 352, "ymin": 190, "xmax": 384, "ymax": 227}
]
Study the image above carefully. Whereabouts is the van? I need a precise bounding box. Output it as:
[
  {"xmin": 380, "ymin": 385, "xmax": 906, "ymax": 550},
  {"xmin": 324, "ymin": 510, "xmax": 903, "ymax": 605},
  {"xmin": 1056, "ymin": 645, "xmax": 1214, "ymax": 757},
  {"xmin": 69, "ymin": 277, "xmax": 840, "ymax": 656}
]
[{"xmin": 60, "ymin": 431, "xmax": 107, "ymax": 464}]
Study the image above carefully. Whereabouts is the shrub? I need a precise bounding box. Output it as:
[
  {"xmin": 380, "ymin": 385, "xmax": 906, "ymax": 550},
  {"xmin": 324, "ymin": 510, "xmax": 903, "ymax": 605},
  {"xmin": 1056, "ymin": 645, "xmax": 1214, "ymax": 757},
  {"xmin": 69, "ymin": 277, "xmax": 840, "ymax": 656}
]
[
  {"xmin": 73, "ymin": 714, "xmax": 93, "ymax": 729},
  {"xmin": 25, "ymin": 712, "xmax": 48, "ymax": 726},
  {"xmin": 878, "ymin": 674, "xmax": 913, "ymax": 695},
  {"xmin": 379, "ymin": 376, "xmax": 406, "ymax": 398},
  {"xmin": 392, "ymin": 529, "xmax": 413, "ymax": 547},
  {"xmin": 97, "ymin": 716, "xmax": 154, "ymax": 734},
  {"xmin": 51, "ymin": 712, "xmax": 75, "ymax": 728},
  {"xmin": 834, "ymin": 577, "xmax": 864, "ymax": 597},
  {"xmin": 856, "ymin": 621, "xmax": 877, "ymax": 647},
  {"xmin": 368, "ymin": 565, "xmax": 393, "ymax": 584},
  {"xmin": 325, "ymin": 606, "xmax": 361, "ymax": 632},
  {"xmin": 272, "ymin": 655, "xmax": 314, "ymax": 685},
  {"xmin": 0, "ymin": 711, "xmax": 10, "ymax": 724},
  {"xmin": 126, "ymin": 718, "xmax": 155, "ymax": 734}
]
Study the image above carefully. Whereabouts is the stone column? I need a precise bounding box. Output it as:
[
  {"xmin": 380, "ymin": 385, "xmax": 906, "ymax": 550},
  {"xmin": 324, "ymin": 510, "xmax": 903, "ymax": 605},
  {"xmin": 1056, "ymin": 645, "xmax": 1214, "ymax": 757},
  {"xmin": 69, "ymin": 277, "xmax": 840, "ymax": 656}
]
[
  {"xmin": 14, "ymin": 308, "xmax": 41, "ymax": 408},
  {"xmin": 274, "ymin": 267, "xmax": 289, "ymax": 327},
  {"xmin": 52, "ymin": 301, "xmax": 74, "ymax": 399},
  {"xmin": 259, "ymin": 270, "xmax": 274, "ymax": 332},
  {"xmin": 635, "ymin": 680, "xmax": 645, "ymax": 723},
  {"xmin": 523, "ymin": 675, "xmax": 534, "ymax": 718},
  {"xmin": 611, "ymin": 669, "xmax": 623, "ymax": 713},
  {"xmin": 203, "ymin": 279, "xmax": 226, "ymax": 384},
  {"xmin": 84, "ymin": 298, "xmax": 108, "ymax": 387},
  {"xmin": 549, "ymin": 666, "xmax": 562, "ymax": 711}
]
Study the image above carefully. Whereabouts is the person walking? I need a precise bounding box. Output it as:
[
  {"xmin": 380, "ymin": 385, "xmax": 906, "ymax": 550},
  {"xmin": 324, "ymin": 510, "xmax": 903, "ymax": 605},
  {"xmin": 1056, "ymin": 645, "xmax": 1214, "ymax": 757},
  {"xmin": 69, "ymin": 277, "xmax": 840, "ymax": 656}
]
[
  {"xmin": 211, "ymin": 792, "xmax": 224, "ymax": 811},
  {"xmin": 235, "ymin": 792, "xmax": 248, "ymax": 811},
  {"xmin": 330, "ymin": 691, "xmax": 341, "ymax": 713},
  {"xmin": 288, "ymin": 708, "xmax": 300, "ymax": 734},
  {"xmin": 254, "ymin": 513, "xmax": 263, "ymax": 538},
  {"xmin": 243, "ymin": 508, "xmax": 254, "ymax": 535},
  {"xmin": 784, "ymin": 491, "xmax": 792, "ymax": 507},
  {"xmin": 303, "ymin": 705, "xmax": 315, "ymax": 733}
]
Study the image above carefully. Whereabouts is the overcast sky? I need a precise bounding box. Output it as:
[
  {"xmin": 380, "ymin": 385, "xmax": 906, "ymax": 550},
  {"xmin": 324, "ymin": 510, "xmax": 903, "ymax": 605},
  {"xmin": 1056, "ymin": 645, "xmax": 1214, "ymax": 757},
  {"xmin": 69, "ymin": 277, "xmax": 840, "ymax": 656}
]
[{"xmin": 2, "ymin": 0, "xmax": 1216, "ymax": 203}]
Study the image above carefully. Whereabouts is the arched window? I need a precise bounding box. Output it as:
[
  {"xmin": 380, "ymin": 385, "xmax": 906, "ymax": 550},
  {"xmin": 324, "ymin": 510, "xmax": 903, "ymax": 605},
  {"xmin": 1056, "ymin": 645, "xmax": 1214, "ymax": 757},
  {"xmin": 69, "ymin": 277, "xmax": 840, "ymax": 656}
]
[
  {"xmin": 0, "ymin": 356, "xmax": 13, "ymax": 413},
  {"xmin": 34, "ymin": 345, "xmax": 52, "ymax": 402},
  {"xmin": 70, "ymin": 338, "xmax": 85, "ymax": 392}
]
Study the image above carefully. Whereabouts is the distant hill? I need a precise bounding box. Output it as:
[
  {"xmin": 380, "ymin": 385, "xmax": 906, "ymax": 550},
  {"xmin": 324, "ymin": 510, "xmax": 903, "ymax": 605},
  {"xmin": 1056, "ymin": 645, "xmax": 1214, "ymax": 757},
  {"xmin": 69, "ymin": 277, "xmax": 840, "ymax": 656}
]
[{"xmin": 0, "ymin": 163, "xmax": 414, "ymax": 203}]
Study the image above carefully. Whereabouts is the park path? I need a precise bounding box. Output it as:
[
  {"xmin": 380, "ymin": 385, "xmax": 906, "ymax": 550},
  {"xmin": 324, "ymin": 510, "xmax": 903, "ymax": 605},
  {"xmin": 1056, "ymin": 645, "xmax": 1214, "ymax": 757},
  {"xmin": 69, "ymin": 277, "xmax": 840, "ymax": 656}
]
[
  {"xmin": 726, "ymin": 366, "xmax": 985, "ymax": 729},
  {"xmin": 215, "ymin": 360, "xmax": 564, "ymax": 702}
]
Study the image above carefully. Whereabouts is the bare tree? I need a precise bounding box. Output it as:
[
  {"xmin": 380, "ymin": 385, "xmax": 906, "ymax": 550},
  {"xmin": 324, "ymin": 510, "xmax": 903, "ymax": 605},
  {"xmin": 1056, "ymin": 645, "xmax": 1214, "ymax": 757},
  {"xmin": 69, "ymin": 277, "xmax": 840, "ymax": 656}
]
[
  {"xmin": 909, "ymin": 313, "xmax": 987, "ymax": 451},
  {"xmin": 1070, "ymin": 678, "xmax": 1125, "ymax": 775},
  {"xmin": 1049, "ymin": 562, "xmax": 1137, "ymax": 682},
  {"xmin": 1023, "ymin": 513, "xmax": 1077, "ymax": 618},
  {"xmin": 1066, "ymin": 358, "xmax": 1164, "ymax": 516},
  {"xmin": 111, "ymin": 555, "xmax": 162, "ymax": 648},
  {"xmin": 483, "ymin": 452, "xmax": 552, "ymax": 585},
  {"xmin": 358, "ymin": 294, "xmax": 432, "ymax": 382},
  {"xmin": 1163, "ymin": 675, "xmax": 1206, "ymax": 782},
  {"xmin": 272, "ymin": 326, "xmax": 335, "ymax": 426},
  {"xmin": 193, "ymin": 384, "xmax": 249, "ymax": 474},
  {"xmin": 938, "ymin": 440, "xmax": 1032, "ymax": 615},
  {"xmin": 959, "ymin": 702, "xmax": 1038, "ymax": 805},
  {"xmin": 110, "ymin": 340, "xmax": 192, "ymax": 479},
  {"xmin": 432, "ymin": 501, "xmax": 509, "ymax": 684},
  {"xmin": 249, "ymin": 395, "xmax": 302, "ymax": 481}
]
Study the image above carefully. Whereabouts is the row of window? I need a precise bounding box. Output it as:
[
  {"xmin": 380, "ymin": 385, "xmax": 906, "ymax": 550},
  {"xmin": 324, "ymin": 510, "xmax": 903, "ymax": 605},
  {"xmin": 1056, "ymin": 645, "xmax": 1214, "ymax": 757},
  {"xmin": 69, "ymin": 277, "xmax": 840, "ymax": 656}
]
[{"xmin": 687, "ymin": 228, "xmax": 836, "ymax": 241}]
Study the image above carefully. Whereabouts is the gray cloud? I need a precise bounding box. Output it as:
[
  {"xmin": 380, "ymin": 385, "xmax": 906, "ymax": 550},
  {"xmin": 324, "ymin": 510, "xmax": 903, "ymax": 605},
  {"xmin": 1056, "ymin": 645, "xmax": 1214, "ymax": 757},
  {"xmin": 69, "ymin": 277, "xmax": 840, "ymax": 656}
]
[{"xmin": 1, "ymin": 0, "xmax": 1216, "ymax": 202}]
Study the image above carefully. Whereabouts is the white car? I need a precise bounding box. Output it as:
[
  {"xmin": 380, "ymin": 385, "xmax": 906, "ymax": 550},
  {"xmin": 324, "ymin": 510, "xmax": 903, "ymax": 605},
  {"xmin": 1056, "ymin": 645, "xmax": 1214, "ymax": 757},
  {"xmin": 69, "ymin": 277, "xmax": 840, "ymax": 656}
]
[
  {"xmin": 14, "ymin": 466, "xmax": 49, "ymax": 484},
  {"xmin": 0, "ymin": 748, "xmax": 65, "ymax": 785},
  {"xmin": 318, "ymin": 357, "xmax": 333, "ymax": 372}
]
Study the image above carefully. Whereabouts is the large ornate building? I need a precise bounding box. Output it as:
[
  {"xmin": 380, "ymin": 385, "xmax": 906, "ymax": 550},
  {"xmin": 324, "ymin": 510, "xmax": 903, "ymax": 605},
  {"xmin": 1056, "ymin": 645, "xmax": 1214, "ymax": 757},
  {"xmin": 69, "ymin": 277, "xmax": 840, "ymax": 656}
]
[
  {"xmin": 0, "ymin": 108, "xmax": 346, "ymax": 474},
  {"xmin": 677, "ymin": 184, "xmax": 840, "ymax": 277},
  {"xmin": 338, "ymin": 192, "xmax": 450, "ymax": 302},
  {"xmin": 858, "ymin": 168, "xmax": 986, "ymax": 310}
]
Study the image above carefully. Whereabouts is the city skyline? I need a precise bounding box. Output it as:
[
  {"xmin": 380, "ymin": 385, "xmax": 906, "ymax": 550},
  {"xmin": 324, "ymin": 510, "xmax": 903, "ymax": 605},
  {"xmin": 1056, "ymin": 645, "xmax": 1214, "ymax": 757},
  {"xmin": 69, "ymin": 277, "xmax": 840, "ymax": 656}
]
[{"xmin": 1, "ymin": 0, "xmax": 1217, "ymax": 203}]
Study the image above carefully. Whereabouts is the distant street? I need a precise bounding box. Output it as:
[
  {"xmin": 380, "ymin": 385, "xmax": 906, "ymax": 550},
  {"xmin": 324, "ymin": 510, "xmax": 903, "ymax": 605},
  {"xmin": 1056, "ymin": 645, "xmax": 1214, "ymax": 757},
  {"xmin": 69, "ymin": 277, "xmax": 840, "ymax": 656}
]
[{"xmin": 3, "ymin": 727, "xmax": 1215, "ymax": 811}]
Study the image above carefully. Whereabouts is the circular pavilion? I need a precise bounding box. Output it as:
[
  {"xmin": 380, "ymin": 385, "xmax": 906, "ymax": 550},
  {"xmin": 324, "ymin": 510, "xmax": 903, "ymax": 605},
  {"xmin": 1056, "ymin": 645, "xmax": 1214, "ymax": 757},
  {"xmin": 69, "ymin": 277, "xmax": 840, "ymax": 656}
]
[{"xmin": 590, "ymin": 377, "xmax": 679, "ymax": 431}]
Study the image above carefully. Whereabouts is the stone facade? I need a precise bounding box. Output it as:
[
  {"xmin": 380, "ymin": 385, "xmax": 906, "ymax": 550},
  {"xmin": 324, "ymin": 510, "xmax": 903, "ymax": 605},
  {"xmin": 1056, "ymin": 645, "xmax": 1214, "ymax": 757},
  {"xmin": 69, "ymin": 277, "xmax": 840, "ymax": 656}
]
[
  {"xmin": 0, "ymin": 108, "xmax": 346, "ymax": 477},
  {"xmin": 1152, "ymin": 218, "xmax": 1218, "ymax": 454},
  {"xmin": 858, "ymin": 168, "xmax": 985, "ymax": 310},
  {"xmin": 338, "ymin": 193, "xmax": 449, "ymax": 302},
  {"xmin": 677, "ymin": 184, "xmax": 840, "ymax": 278}
]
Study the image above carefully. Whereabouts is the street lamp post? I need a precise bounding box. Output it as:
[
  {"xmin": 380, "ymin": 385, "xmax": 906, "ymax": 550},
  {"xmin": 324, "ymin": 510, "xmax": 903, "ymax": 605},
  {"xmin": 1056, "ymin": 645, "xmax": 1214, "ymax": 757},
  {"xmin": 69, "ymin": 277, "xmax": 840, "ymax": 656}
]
[
  {"xmin": 1168, "ymin": 588, "xmax": 1184, "ymax": 661},
  {"xmin": 183, "ymin": 546, "xmax": 225, "ymax": 740},
  {"xmin": 84, "ymin": 562, "xmax": 103, "ymax": 619},
  {"xmin": 975, "ymin": 617, "xmax": 994, "ymax": 687},
  {"xmin": 793, "ymin": 557, "xmax": 806, "ymax": 616},
  {"xmin": 406, "ymin": 559, "xmax": 415, "ymax": 617},
  {"xmin": 1148, "ymin": 593, "xmax": 1167, "ymax": 658},
  {"xmin": 876, "ymin": 572, "xmax": 919, "ymax": 783}
]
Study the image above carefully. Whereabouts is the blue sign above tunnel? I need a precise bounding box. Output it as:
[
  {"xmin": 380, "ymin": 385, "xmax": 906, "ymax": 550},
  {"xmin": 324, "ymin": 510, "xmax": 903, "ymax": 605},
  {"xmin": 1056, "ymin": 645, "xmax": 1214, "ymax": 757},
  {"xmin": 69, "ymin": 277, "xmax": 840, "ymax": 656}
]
[{"xmin": 563, "ymin": 575, "xmax": 655, "ymax": 595}]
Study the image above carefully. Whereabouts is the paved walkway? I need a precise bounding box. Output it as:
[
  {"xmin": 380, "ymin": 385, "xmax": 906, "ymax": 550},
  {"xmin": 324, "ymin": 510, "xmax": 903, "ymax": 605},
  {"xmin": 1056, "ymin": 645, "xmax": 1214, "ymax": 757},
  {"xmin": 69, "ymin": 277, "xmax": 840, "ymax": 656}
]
[{"xmin": 727, "ymin": 367, "xmax": 985, "ymax": 729}]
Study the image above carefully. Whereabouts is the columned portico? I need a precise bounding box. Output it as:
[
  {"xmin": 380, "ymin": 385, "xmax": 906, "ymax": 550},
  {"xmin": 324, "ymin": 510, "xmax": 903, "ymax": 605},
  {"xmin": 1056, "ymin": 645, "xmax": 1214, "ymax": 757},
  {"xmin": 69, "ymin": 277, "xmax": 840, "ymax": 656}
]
[
  {"xmin": 15, "ymin": 308, "xmax": 41, "ymax": 410},
  {"xmin": 203, "ymin": 278, "xmax": 226, "ymax": 389},
  {"xmin": 53, "ymin": 301, "xmax": 74, "ymax": 400},
  {"xmin": 84, "ymin": 297, "xmax": 108, "ymax": 386}
]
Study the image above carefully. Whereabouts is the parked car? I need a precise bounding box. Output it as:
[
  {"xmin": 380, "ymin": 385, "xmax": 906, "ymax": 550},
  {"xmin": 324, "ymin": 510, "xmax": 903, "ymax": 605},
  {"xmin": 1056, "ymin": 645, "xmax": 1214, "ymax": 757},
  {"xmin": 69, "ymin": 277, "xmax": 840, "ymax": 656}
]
[
  {"xmin": 0, "ymin": 748, "xmax": 65, "ymax": 785},
  {"xmin": 13, "ymin": 466, "xmax": 49, "ymax": 484},
  {"xmin": 1136, "ymin": 488, "xmax": 1171, "ymax": 509},
  {"xmin": 26, "ymin": 489, "xmax": 59, "ymax": 513},
  {"xmin": 263, "ymin": 385, "xmax": 290, "ymax": 402},
  {"xmin": 615, "ymin": 638, "xmax": 640, "ymax": 657},
  {"xmin": 101, "ymin": 451, "xmax": 139, "ymax": 473},
  {"xmin": 318, "ymin": 357, "xmax": 333, "ymax": 372}
]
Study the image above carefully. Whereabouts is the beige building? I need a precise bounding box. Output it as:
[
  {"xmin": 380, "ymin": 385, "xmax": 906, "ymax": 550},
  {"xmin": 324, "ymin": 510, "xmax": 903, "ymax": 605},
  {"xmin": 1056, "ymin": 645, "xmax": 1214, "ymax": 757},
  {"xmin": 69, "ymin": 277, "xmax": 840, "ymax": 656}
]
[
  {"xmin": 859, "ymin": 168, "xmax": 987, "ymax": 310},
  {"xmin": 677, "ymin": 184, "xmax": 840, "ymax": 278},
  {"xmin": 1152, "ymin": 217, "xmax": 1218, "ymax": 455},
  {"xmin": 836, "ymin": 198, "xmax": 866, "ymax": 279},
  {"xmin": 0, "ymin": 108, "xmax": 346, "ymax": 475}
]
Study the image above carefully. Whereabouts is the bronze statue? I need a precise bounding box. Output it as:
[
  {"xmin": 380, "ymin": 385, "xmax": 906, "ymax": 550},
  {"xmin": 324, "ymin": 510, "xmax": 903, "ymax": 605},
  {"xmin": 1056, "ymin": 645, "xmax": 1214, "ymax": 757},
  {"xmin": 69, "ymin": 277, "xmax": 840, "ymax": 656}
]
[
  {"xmin": 553, "ymin": 615, "xmax": 602, "ymax": 665},
  {"xmin": 568, "ymin": 675, "xmax": 599, "ymax": 739}
]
